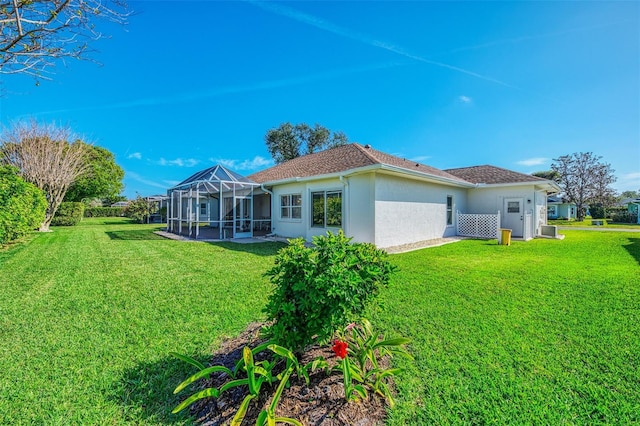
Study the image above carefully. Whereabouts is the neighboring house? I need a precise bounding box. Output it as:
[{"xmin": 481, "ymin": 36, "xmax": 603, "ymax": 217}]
[
  {"xmin": 547, "ymin": 195, "xmax": 577, "ymax": 220},
  {"xmin": 111, "ymin": 201, "xmax": 129, "ymax": 208},
  {"xmin": 624, "ymin": 198, "xmax": 640, "ymax": 214},
  {"xmin": 166, "ymin": 143, "xmax": 560, "ymax": 248}
]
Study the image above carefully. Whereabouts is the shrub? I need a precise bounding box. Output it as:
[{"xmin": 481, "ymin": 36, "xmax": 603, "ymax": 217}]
[
  {"xmin": 263, "ymin": 230, "xmax": 396, "ymax": 353},
  {"xmin": 84, "ymin": 206, "xmax": 125, "ymax": 217},
  {"xmin": 610, "ymin": 211, "xmax": 638, "ymax": 224},
  {"xmin": 125, "ymin": 196, "xmax": 151, "ymax": 223},
  {"xmin": 50, "ymin": 202, "xmax": 85, "ymax": 226},
  {"xmin": 0, "ymin": 166, "xmax": 47, "ymax": 244},
  {"xmin": 589, "ymin": 204, "xmax": 606, "ymax": 219}
]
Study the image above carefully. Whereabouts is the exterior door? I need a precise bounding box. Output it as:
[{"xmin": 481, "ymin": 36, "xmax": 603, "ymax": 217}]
[
  {"xmin": 503, "ymin": 198, "xmax": 524, "ymax": 237},
  {"xmin": 234, "ymin": 196, "xmax": 252, "ymax": 238}
]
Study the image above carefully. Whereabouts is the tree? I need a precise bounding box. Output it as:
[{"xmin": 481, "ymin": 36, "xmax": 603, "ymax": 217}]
[
  {"xmin": 265, "ymin": 122, "xmax": 350, "ymax": 164},
  {"xmin": 551, "ymin": 152, "xmax": 616, "ymax": 221},
  {"xmin": 532, "ymin": 170, "xmax": 561, "ymax": 182},
  {"xmin": 64, "ymin": 145, "xmax": 124, "ymax": 202},
  {"xmin": 0, "ymin": 0, "xmax": 129, "ymax": 80},
  {"xmin": 620, "ymin": 190, "xmax": 640, "ymax": 199},
  {"xmin": 0, "ymin": 120, "xmax": 90, "ymax": 231}
]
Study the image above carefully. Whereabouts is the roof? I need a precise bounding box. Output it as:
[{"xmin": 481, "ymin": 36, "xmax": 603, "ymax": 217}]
[
  {"xmin": 248, "ymin": 143, "xmax": 469, "ymax": 185},
  {"xmin": 170, "ymin": 164, "xmax": 258, "ymax": 192},
  {"xmin": 444, "ymin": 165, "xmax": 550, "ymax": 185}
]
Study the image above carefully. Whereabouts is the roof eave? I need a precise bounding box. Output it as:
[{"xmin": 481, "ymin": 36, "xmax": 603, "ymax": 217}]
[
  {"xmin": 259, "ymin": 163, "xmax": 475, "ymax": 188},
  {"xmin": 473, "ymin": 180, "xmax": 561, "ymax": 192}
]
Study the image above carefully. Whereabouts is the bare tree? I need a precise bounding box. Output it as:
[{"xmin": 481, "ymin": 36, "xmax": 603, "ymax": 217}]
[
  {"xmin": 551, "ymin": 152, "xmax": 616, "ymax": 221},
  {"xmin": 0, "ymin": 120, "xmax": 90, "ymax": 231},
  {"xmin": 0, "ymin": 0, "xmax": 129, "ymax": 79}
]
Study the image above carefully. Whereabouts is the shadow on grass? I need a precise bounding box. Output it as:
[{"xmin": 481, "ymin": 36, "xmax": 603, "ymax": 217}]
[
  {"xmin": 114, "ymin": 353, "xmax": 211, "ymax": 425},
  {"xmin": 624, "ymin": 237, "xmax": 640, "ymax": 265},
  {"xmin": 106, "ymin": 230, "xmax": 167, "ymax": 240},
  {"xmin": 206, "ymin": 241, "xmax": 286, "ymax": 257}
]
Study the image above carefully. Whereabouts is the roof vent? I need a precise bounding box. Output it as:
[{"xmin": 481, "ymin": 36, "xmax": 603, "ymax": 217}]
[{"xmin": 364, "ymin": 144, "xmax": 371, "ymax": 149}]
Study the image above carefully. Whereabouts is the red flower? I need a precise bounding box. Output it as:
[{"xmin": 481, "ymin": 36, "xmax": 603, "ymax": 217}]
[{"xmin": 332, "ymin": 340, "xmax": 348, "ymax": 359}]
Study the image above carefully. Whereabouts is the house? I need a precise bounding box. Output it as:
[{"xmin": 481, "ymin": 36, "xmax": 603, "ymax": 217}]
[
  {"xmin": 547, "ymin": 195, "xmax": 577, "ymax": 220},
  {"xmin": 166, "ymin": 143, "xmax": 560, "ymax": 248}
]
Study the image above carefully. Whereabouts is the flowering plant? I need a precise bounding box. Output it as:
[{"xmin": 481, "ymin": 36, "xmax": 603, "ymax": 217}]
[
  {"xmin": 331, "ymin": 319, "xmax": 412, "ymax": 406},
  {"xmin": 331, "ymin": 340, "xmax": 348, "ymax": 359}
]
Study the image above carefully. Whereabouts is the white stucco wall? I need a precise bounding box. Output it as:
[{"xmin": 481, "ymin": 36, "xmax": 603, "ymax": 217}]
[
  {"xmin": 345, "ymin": 174, "xmax": 375, "ymax": 244},
  {"xmin": 373, "ymin": 174, "xmax": 468, "ymax": 248},
  {"xmin": 466, "ymin": 185, "xmax": 546, "ymax": 238},
  {"xmin": 270, "ymin": 177, "xmax": 347, "ymax": 242}
]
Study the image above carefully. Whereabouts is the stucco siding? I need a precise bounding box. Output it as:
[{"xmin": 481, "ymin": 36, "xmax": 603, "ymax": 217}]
[
  {"xmin": 373, "ymin": 174, "xmax": 467, "ymax": 248},
  {"xmin": 270, "ymin": 177, "xmax": 348, "ymax": 242},
  {"xmin": 346, "ymin": 174, "xmax": 375, "ymax": 244},
  {"xmin": 270, "ymin": 182, "xmax": 308, "ymax": 240}
]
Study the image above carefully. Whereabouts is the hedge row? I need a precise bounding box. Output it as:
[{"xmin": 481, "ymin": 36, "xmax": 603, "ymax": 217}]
[
  {"xmin": 84, "ymin": 207, "xmax": 125, "ymax": 217},
  {"xmin": 51, "ymin": 202, "xmax": 85, "ymax": 226}
]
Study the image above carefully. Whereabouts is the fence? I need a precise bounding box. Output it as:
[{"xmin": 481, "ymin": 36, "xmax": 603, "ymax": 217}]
[{"xmin": 457, "ymin": 211, "xmax": 500, "ymax": 239}]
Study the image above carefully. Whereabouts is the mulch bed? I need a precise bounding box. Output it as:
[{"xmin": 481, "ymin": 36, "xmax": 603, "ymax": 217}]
[{"xmin": 188, "ymin": 322, "xmax": 389, "ymax": 426}]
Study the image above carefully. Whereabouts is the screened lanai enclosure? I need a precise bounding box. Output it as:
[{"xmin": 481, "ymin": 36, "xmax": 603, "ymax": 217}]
[{"xmin": 167, "ymin": 165, "xmax": 271, "ymax": 240}]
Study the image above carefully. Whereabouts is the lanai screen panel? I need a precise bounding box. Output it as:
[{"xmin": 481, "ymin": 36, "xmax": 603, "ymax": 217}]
[{"xmin": 166, "ymin": 165, "xmax": 261, "ymax": 239}]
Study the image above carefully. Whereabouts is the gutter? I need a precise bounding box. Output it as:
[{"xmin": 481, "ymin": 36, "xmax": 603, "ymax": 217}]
[{"xmin": 260, "ymin": 163, "xmax": 475, "ymax": 188}]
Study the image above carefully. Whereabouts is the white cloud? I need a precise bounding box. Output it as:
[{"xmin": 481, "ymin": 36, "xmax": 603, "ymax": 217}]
[
  {"xmin": 458, "ymin": 95, "xmax": 472, "ymax": 104},
  {"xmin": 209, "ymin": 156, "xmax": 273, "ymax": 171},
  {"xmin": 516, "ymin": 157, "xmax": 549, "ymax": 167},
  {"xmin": 126, "ymin": 171, "xmax": 169, "ymax": 189},
  {"xmin": 410, "ymin": 155, "xmax": 431, "ymax": 163},
  {"xmin": 127, "ymin": 152, "xmax": 142, "ymax": 160},
  {"xmin": 157, "ymin": 157, "xmax": 200, "ymax": 167},
  {"xmin": 249, "ymin": 1, "xmax": 516, "ymax": 89},
  {"xmin": 618, "ymin": 172, "xmax": 640, "ymax": 191}
]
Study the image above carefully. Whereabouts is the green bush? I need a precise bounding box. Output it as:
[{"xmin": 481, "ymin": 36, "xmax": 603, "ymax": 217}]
[
  {"xmin": 125, "ymin": 196, "xmax": 151, "ymax": 223},
  {"xmin": 0, "ymin": 166, "xmax": 47, "ymax": 245},
  {"xmin": 51, "ymin": 202, "xmax": 85, "ymax": 226},
  {"xmin": 589, "ymin": 204, "xmax": 606, "ymax": 219},
  {"xmin": 610, "ymin": 211, "xmax": 638, "ymax": 223},
  {"xmin": 84, "ymin": 206, "xmax": 125, "ymax": 217},
  {"xmin": 263, "ymin": 230, "xmax": 396, "ymax": 353}
]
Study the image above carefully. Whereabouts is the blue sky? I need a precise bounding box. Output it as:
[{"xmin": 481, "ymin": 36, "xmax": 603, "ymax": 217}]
[{"xmin": 1, "ymin": 1, "xmax": 638, "ymax": 197}]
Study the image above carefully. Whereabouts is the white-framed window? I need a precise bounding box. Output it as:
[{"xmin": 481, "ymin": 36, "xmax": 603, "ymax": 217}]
[
  {"xmin": 200, "ymin": 202, "xmax": 207, "ymax": 215},
  {"xmin": 446, "ymin": 195, "xmax": 453, "ymax": 226},
  {"xmin": 548, "ymin": 205, "xmax": 557, "ymax": 216},
  {"xmin": 312, "ymin": 190, "xmax": 342, "ymax": 228},
  {"xmin": 280, "ymin": 194, "xmax": 302, "ymax": 220}
]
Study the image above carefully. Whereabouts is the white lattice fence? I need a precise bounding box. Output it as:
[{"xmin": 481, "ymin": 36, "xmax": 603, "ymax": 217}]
[{"xmin": 457, "ymin": 211, "xmax": 500, "ymax": 239}]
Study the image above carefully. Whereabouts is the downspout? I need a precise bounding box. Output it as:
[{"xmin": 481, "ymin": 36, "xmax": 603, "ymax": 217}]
[{"xmin": 340, "ymin": 175, "xmax": 349, "ymax": 235}]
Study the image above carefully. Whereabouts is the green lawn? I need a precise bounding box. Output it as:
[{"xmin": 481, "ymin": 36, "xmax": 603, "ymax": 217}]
[
  {"xmin": 1, "ymin": 219, "xmax": 638, "ymax": 424},
  {"xmin": 550, "ymin": 218, "xmax": 640, "ymax": 229}
]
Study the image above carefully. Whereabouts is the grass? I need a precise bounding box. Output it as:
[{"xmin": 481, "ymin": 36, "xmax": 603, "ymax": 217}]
[
  {"xmin": 1, "ymin": 219, "xmax": 638, "ymax": 424},
  {"xmin": 549, "ymin": 218, "xmax": 640, "ymax": 229},
  {"xmin": 380, "ymin": 231, "xmax": 640, "ymax": 424},
  {"xmin": 0, "ymin": 218, "xmax": 284, "ymax": 425}
]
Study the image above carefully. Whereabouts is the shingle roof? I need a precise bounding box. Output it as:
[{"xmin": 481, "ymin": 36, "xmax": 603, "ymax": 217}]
[
  {"xmin": 248, "ymin": 143, "xmax": 469, "ymax": 184},
  {"xmin": 444, "ymin": 165, "xmax": 549, "ymax": 185}
]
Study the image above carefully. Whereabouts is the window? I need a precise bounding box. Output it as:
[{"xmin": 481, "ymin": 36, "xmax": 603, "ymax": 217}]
[
  {"xmin": 280, "ymin": 194, "xmax": 301, "ymax": 219},
  {"xmin": 507, "ymin": 202, "xmax": 520, "ymax": 213},
  {"xmin": 548, "ymin": 206, "xmax": 557, "ymax": 215},
  {"xmin": 312, "ymin": 190, "xmax": 342, "ymax": 228},
  {"xmin": 200, "ymin": 202, "xmax": 207, "ymax": 215},
  {"xmin": 446, "ymin": 195, "xmax": 453, "ymax": 226}
]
